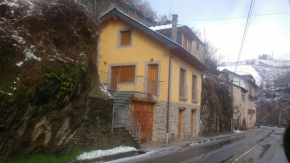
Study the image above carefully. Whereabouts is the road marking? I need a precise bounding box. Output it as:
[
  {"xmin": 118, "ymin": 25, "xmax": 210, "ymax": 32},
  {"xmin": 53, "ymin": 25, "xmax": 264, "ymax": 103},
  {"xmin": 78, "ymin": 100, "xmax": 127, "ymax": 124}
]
[
  {"xmin": 231, "ymin": 145, "xmax": 258, "ymax": 163},
  {"xmin": 231, "ymin": 131, "xmax": 274, "ymax": 163}
]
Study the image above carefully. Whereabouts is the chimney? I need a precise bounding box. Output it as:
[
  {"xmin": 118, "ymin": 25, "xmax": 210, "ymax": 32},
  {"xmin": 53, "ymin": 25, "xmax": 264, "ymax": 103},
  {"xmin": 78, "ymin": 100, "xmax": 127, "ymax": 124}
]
[{"xmin": 171, "ymin": 14, "xmax": 178, "ymax": 42}]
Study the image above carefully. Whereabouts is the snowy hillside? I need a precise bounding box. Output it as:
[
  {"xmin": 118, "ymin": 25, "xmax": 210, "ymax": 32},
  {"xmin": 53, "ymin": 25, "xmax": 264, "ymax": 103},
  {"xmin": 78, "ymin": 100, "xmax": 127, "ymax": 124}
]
[{"xmin": 218, "ymin": 59, "xmax": 290, "ymax": 88}]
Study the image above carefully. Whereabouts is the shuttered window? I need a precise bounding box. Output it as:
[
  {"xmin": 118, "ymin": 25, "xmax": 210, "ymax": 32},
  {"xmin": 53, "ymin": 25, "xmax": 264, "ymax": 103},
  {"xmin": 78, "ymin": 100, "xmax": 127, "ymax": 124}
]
[
  {"xmin": 182, "ymin": 35, "xmax": 187, "ymax": 49},
  {"xmin": 120, "ymin": 30, "xmax": 132, "ymax": 46},
  {"xmin": 111, "ymin": 65, "xmax": 135, "ymax": 83}
]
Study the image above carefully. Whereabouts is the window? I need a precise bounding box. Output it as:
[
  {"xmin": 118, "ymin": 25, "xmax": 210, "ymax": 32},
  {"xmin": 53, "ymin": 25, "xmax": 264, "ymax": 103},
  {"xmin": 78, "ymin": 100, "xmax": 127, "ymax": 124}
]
[
  {"xmin": 119, "ymin": 29, "xmax": 132, "ymax": 46},
  {"xmin": 111, "ymin": 65, "xmax": 135, "ymax": 83},
  {"xmin": 182, "ymin": 35, "xmax": 188, "ymax": 49},
  {"xmin": 192, "ymin": 75, "xmax": 198, "ymax": 102},
  {"xmin": 188, "ymin": 40, "xmax": 192, "ymax": 53},
  {"xmin": 196, "ymin": 42, "xmax": 200, "ymax": 51},
  {"xmin": 179, "ymin": 68, "xmax": 187, "ymax": 100},
  {"xmin": 233, "ymin": 107, "xmax": 238, "ymax": 113},
  {"xmin": 242, "ymin": 93, "xmax": 245, "ymax": 101}
]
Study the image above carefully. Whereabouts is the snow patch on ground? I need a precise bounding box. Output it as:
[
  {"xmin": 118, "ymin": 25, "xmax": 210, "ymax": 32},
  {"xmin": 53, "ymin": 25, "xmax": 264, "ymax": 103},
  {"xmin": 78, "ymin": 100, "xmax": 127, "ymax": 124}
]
[
  {"xmin": 77, "ymin": 146, "xmax": 136, "ymax": 161},
  {"xmin": 16, "ymin": 61, "xmax": 24, "ymax": 67},
  {"xmin": 0, "ymin": 0, "xmax": 19, "ymax": 7},
  {"xmin": 190, "ymin": 139, "xmax": 217, "ymax": 146},
  {"xmin": 12, "ymin": 34, "xmax": 26, "ymax": 45},
  {"xmin": 100, "ymin": 83, "xmax": 112, "ymax": 98},
  {"xmin": 234, "ymin": 130, "xmax": 242, "ymax": 133},
  {"xmin": 24, "ymin": 47, "xmax": 41, "ymax": 61},
  {"xmin": 0, "ymin": 90, "xmax": 13, "ymax": 96}
]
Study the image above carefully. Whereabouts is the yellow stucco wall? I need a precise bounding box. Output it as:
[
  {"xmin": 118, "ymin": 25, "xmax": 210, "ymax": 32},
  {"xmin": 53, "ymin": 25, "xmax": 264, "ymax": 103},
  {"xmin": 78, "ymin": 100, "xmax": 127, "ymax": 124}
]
[
  {"xmin": 171, "ymin": 57, "xmax": 202, "ymax": 106},
  {"xmin": 99, "ymin": 19, "xmax": 170, "ymax": 101},
  {"xmin": 99, "ymin": 18, "xmax": 202, "ymax": 107}
]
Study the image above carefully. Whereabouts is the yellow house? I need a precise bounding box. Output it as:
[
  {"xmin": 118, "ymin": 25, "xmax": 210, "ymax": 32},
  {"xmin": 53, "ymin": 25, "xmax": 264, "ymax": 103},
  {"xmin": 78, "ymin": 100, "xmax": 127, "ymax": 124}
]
[{"xmin": 98, "ymin": 9, "xmax": 208, "ymax": 143}]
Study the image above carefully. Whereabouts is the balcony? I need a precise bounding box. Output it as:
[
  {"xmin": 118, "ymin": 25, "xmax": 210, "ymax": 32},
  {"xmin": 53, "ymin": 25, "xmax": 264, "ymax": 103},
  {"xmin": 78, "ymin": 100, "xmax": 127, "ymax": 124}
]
[
  {"xmin": 192, "ymin": 89, "xmax": 199, "ymax": 103},
  {"xmin": 98, "ymin": 71, "xmax": 160, "ymax": 95},
  {"xmin": 179, "ymin": 84, "xmax": 188, "ymax": 101}
]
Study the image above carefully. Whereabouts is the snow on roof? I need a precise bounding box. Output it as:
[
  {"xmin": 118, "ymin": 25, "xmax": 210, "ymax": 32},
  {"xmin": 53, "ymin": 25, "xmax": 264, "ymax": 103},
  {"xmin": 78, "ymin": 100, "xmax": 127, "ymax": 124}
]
[{"xmin": 149, "ymin": 24, "xmax": 185, "ymax": 31}]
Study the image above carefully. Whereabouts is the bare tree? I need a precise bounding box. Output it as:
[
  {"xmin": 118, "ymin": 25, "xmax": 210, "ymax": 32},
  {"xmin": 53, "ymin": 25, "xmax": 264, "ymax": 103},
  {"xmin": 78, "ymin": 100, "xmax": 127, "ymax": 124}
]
[{"xmin": 204, "ymin": 40, "xmax": 220, "ymax": 74}]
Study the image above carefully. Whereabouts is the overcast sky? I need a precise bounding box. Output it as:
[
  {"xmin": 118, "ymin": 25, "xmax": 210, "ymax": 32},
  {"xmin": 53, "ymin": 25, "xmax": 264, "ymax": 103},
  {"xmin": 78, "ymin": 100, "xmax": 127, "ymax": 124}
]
[{"xmin": 148, "ymin": 0, "xmax": 290, "ymax": 62}]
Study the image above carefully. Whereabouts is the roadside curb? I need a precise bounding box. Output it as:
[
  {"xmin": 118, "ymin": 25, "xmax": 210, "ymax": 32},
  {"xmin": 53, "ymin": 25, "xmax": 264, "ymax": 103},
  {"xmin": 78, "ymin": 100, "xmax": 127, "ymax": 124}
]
[{"xmin": 71, "ymin": 151, "xmax": 138, "ymax": 163}]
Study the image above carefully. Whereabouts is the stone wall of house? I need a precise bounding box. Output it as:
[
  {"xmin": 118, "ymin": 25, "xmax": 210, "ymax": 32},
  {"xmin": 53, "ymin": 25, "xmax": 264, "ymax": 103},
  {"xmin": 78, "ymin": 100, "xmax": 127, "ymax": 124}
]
[
  {"xmin": 72, "ymin": 97, "xmax": 138, "ymax": 150},
  {"xmin": 153, "ymin": 101, "xmax": 200, "ymax": 142}
]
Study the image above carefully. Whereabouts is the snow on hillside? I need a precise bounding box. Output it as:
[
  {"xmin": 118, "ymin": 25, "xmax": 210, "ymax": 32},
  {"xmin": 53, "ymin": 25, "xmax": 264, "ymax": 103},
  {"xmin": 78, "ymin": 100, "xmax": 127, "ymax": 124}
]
[
  {"xmin": 218, "ymin": 62, "xmax": 262, "ymax": 86},
  {"xmin": 218, "ymin": 59, "xmax": 290, "ymax": 87}
]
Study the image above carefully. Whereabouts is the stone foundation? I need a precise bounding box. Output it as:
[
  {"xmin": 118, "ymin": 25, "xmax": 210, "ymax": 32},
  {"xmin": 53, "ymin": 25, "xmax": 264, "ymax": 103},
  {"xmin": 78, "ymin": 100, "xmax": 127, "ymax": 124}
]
[{"xmin": 153, "ymin": 101, "xmax": 200, "ymax": 142}]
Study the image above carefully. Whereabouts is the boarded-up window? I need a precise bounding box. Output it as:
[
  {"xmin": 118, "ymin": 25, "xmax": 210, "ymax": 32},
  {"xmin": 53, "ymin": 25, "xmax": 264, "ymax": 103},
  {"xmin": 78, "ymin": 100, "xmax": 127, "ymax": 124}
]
[
  {"xmin": 111, "ymin": 65, "xmax": 135, "ymax": 83},
  {"xmin": 120, "ymin": 30, "xmax": 132, "ymax": 46}
]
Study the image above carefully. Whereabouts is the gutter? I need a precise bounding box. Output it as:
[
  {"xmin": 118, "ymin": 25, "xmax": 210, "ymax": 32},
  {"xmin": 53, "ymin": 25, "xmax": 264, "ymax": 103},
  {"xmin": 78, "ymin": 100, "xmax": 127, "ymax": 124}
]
[{"xmin": 166, "ymin": 54, "xmax": 175, "ymax": 145}]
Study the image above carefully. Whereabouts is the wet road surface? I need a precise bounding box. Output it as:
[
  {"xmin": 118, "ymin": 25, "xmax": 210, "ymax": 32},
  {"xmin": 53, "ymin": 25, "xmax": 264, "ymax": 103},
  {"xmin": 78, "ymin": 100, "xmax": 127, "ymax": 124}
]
[{"xmin": 110, "ymin": 126, "xmax": 287, "ymax": 163}]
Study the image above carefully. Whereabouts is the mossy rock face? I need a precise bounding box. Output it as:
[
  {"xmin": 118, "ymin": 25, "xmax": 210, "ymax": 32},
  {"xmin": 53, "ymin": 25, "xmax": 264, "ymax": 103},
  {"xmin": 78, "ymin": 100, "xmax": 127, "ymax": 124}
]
[{"xmin": 0, "ymin": 0, "xmax": 101, "ymax": 158}]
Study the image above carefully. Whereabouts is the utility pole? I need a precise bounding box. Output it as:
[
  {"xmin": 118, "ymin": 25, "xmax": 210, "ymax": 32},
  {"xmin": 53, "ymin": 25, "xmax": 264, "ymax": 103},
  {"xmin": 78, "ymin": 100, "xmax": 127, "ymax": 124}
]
[
  {"xmin": 231, "ymin": 75, "xmax": 234, "ymax": 131},
  {"xmin": 278, "ymin": 90, "xmax": 281, "ymax": 127}
]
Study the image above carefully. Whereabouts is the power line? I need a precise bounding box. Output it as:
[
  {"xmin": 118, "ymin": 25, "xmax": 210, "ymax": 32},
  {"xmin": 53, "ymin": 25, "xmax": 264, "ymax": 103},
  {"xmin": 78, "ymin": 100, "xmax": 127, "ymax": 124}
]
[
  {"xmin": 179, "ymin": 11, "xmax": 290, "ymax": 22},
  {"xmin": 235, "ymin": 0, "xmax": 255, "ymax": 73}
]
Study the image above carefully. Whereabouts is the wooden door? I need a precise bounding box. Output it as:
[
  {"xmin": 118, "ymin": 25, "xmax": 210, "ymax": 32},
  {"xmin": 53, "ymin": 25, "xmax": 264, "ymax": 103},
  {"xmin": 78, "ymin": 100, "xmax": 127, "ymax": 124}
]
[
  {"xmin": 111, "ymin": 67, "xmax": 119, "ymax": 90},
  {"xmin": 132, "ymin": 101, "xmax": 153, "ymax": 143},
  {"xmin": 191, "ymin": 111, "xmax": 194, "ymax": 136},
  {"xmin": 147, "ymin": 65, "xmax": 158, "ymax": 95},
  {"xmin": 178, "ymin": 110, "xmax": 182, "ymax": 139}
]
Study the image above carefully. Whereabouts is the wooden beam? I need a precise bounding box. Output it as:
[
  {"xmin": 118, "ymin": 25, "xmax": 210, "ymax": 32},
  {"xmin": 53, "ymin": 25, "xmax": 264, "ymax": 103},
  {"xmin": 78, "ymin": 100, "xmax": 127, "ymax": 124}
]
[{"xmin": 131, "ymin": 97, "xmax": 157, "ymax": 103}]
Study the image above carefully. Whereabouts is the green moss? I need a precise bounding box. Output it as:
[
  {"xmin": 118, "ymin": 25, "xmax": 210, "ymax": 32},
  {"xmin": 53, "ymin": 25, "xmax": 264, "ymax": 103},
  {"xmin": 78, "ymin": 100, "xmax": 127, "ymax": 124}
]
[{"xmin": 2, "ymin": 148, "xmax": 85, "ymax": 163}]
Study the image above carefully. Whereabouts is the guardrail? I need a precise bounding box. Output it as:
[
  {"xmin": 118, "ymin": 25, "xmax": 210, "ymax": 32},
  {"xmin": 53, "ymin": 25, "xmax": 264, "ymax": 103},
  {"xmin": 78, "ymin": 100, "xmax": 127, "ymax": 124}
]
[{"xmin": 98, "ymin": 71, "xmax": 118, "ymax": 91}]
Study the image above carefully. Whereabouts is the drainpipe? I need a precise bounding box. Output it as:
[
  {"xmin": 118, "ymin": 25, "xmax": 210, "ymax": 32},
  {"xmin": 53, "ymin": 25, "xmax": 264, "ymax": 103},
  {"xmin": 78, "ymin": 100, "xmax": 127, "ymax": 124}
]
[
  {"xmin": 166, "ymin": 14, "xmax": 178, "ymax": 145},
  {"xmin": 166, "ymin": 54, "xmax": 175, "ymax": 145}
]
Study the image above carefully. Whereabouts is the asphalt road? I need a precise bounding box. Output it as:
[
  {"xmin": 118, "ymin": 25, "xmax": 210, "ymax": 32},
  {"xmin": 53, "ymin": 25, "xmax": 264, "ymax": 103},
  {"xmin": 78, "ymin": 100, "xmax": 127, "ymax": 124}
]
[{"xmin": 110, "ymin": 126, "xmax": 288, "ymax": 163}]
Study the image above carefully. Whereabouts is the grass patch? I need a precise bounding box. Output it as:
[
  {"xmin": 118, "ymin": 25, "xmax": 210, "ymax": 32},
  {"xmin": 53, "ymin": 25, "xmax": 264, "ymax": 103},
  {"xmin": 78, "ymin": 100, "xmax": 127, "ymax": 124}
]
[{"xmin": 2, "ymin": 148, "xmax": 84, "ymax": 163}]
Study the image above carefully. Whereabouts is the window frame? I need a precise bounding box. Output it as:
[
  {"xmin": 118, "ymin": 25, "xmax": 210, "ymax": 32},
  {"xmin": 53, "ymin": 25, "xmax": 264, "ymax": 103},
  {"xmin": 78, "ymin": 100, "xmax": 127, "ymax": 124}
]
[
  {"xmin": 117, "ymin": 28, "xmax": 133, "ymax": 48},
  {"xmin": 179, "ymin": 67, "xmax": 188, "ymax": 101},
  {"xmin": 108, "ymin": 63, "xmax": 138, "ymax": 85},
  {"xmin": 191, "ymin": 73, "xmax": 198, "ymax": 103}
]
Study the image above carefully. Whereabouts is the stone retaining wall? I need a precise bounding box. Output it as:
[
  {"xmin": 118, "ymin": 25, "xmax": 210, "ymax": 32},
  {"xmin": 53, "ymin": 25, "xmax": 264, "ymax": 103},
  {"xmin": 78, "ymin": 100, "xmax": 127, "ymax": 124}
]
[{"xmin": 72, "ymin": 97, "xmax": 138, "ymax": 150}]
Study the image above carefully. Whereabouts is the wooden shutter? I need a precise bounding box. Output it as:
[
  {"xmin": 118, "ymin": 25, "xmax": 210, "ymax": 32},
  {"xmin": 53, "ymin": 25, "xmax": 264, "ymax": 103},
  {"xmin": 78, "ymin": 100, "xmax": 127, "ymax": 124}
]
[
  {"xmin": 112, "ymin": 65, "xmax": 135, "ymax": 83},
  {"xmin": 120, "ymin": 30, "xmax": 131, "ymax": 46},
  {"xmin": 182, "ymin": 35, "xmax": 187, "ymax": 49},
  {"xmin": 119, "ymin": 65, "xmax": 135, "ymax": 83},
  {"xmin": 188, "ymin": 40, "xmax": 192, "ymax": 53},
  {"xmin": 179, "ymin": 69, "xmax": 185, "ymax": 96}
]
